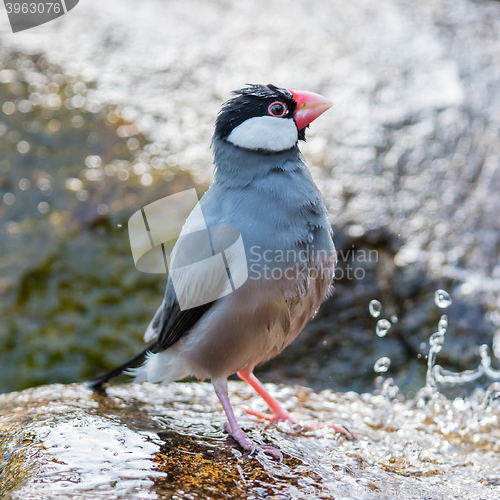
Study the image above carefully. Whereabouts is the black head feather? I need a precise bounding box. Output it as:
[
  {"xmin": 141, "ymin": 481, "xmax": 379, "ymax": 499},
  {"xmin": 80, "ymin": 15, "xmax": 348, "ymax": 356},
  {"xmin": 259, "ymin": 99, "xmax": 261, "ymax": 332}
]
[{"xmin": 213, "ymin": 84, "xmax": 307, "ymax": 143}]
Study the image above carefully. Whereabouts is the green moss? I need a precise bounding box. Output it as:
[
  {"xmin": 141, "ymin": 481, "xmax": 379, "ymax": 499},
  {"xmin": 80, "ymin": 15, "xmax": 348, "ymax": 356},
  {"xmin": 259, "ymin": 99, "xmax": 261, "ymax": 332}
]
[{"xmin": 0, "ymin": 51, "xmax": 205, "ymax": 393}]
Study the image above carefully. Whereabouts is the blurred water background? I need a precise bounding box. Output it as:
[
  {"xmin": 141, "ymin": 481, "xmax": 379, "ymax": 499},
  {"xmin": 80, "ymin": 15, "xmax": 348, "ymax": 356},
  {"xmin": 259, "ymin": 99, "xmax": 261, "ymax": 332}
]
[
  {"xmin": 1, "ymin": 0, "xmax": 500, "ymax": 395},
  {"xmin": 2, "ymin": 0, "xmax": 500, "ymax": 498}
]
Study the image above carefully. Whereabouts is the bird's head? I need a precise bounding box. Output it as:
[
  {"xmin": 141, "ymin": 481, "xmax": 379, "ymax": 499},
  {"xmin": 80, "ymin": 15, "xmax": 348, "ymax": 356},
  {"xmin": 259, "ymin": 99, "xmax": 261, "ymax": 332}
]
[{"xmin": 213, "ymin": 84, "xmax": 332, "ymax": 153}]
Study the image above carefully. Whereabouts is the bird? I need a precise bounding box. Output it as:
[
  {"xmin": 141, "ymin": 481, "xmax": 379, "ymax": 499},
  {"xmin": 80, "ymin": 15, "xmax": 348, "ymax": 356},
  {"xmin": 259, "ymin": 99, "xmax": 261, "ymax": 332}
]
[{"xmin": 88, "ymin": 83, "xmax": 343, "ymax": 457}]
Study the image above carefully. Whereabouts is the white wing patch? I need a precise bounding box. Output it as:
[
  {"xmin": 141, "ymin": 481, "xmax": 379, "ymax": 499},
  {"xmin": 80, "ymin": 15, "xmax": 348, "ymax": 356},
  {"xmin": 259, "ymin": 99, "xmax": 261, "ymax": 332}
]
[
  {"xmin": 227, "ymin": 116, "xmax": 298, "ymax": 152},
  {"xmin": 144, "ymin": 303, "xmax": 163, "ymax": 342}
]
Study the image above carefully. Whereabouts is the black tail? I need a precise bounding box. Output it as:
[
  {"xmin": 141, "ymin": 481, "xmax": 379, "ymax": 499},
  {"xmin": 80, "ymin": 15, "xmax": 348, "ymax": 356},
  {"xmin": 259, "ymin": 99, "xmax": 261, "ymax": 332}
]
[{"xmin": 87, "ymin": 342, "xmax": 158, "ymax": 393}]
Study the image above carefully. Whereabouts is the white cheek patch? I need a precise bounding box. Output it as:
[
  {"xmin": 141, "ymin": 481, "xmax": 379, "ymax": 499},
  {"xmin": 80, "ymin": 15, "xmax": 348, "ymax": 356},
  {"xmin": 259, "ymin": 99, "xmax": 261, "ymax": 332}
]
[{"xmin": 227, "ymin": 116, "xmax": 298, "ymax": 152}]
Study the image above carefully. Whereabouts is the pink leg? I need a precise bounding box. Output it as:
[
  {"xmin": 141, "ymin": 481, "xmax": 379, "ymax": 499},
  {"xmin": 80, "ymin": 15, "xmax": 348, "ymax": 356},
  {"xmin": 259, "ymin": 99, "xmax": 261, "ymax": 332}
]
[
  {"xmin": 237, "ymin": 367, "xmax": 296, "ymax": 423},
  {"xmin": 237, "ymin": 367, "xmax": 354, "ymax": 440},
  {"xmin": 212, "ymin": 378, "xmax": 282, "ymax": 459}
]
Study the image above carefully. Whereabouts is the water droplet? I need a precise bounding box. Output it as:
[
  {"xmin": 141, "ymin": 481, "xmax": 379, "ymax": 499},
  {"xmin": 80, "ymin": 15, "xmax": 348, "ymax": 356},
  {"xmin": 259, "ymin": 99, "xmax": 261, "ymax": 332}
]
[
  {"xmin": 429, "ymin": 332, "xmax": 445, "ymax": 353},
  {"xmin": 97, "ymin": 204, "xmax": 109, "ymax": 215},
  {"xmin": 48, "ymin": 119, "xmax": 61, "ymax": 132},
  {"xmin": 65, "ymin": 178, "xmax": 83, "ymax": 191},
  {"xmin": 71, "ymin": 115, "xmax": 85, "ymax": 128},
  {"xmin": 3, "ymin": 192, "xmax": 15, "ymax": 205},
  {"xmin": 18, "ymin": 99, "xmax": 32, "ymax": 113},
  {"xmin": 17, "ymin": 140, "xmax": 30, "ymax": 154},
  {"xmin": 391, "ymin": 315, "xmax": 398, "ymax": 324},
  {"xmin": 381, "ymin": 377, "xmax": 399, "ymax": 398},
  {"xmin": 76, "ymin": 189, "xmax": 89, "ymax": 201},
  {"xmin": 85, "ymin": 155, "xmax": 102, "ymax": 168},
  {"xmin": 438, "ymin": 315, "xmax": 448, "ymax": 335},
  {"xmin": 493, "ymin": 330, "xmax": 500, "ymax": 360},
  {"xmin": 133, "ymin": 162, "xmax": 147, "ymax": 175},
  {"xmin": 376, "ymin": 319, "xmax": 391, "ymax": 337},
  {"xmin": 6, "ymin": 221, "xmax": 20, "ymax": 237},
  {"xmin": 141, "ymin": 173, "xmax": 153, "ymax": 186},
  {"xmin": 0, "ymin": 69, "xmax": 16, "ymax": 83},
  {"xmin": 374, "ymin": 357, "xmax": 391, "ymax": 373},
  {"xmin": 307, "ymin": 232, "xmax": 314, "ymax": 243},
  {"xmin": 369, "ymin": 300, "xmax": 382, "ymax": 318},
  {"xmin": 479, "ymin": 344, "xmax": 500, "ymax": 379},
  {"xmin": 18, "ymin": 178, "xmax": 30, "ymax": 190},
  {"xmin": 37, "ymin": 202, "xmax": 49, "ymax": 214},
  {"xmin": 2, "ymin": 101, "xmax": 15, "ymax": 115},
  {"xmin": 118, "ymin": 170, "xmax": 129, "ymax": 181},
  {"xmin": 435, "ymin": 289, "xmax": 452, "ymax": 308},
  {"xmin": 480, "ymin": 382, "xmax": 500, "ymax": 410},
  {"xmin": 403, "ymin": 440, "xmax": 421, "ymax": 461}
]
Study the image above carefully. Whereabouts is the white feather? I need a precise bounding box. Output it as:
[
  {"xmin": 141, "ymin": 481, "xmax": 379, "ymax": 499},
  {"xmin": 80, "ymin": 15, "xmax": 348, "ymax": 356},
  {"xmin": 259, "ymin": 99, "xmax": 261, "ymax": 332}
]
[
  {"xmin": 144, "ymin": 303, "xmax": 163, "ymax": 342},
  {"xmin": 227, "ymin": 116, "xmax": 298, "ymax": 152},
  {"xmin": 131, "ymin": 344, "xmax": 190, "ymax": 384}
]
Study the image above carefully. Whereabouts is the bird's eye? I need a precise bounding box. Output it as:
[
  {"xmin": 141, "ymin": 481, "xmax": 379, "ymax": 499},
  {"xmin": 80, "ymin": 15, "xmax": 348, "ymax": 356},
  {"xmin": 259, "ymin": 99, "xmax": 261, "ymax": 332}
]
[{"xmin": 268, "ymin": 101, "xmax": 286, "ymax": 117}]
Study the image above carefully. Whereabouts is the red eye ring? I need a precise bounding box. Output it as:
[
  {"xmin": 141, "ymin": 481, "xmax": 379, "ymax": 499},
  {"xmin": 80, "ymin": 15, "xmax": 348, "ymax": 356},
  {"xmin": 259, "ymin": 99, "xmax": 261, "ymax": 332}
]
[{"xmin": 268, "ymin": 101, "xmax": 287, "ymax": 118}]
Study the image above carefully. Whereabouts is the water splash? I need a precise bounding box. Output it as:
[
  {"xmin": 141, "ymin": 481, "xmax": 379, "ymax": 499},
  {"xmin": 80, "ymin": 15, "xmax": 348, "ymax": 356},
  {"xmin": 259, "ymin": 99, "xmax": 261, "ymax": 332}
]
[
  {"xmin": 429, "ymin": 331, "xmax": 445, "ymax": 353},
  {"xmin": 438, "ymin": 314, "xmax": 448, "ymax": 334},
  {"xmin": 479, "ymin": 344, "xmax": 500, "ymax": 379},
  {"xmin": 4, "ymin": 381, "xmax": 500, "ymax": 500},
  {"xmin": 403, "ymin": 440, "xmax": 421, "ymax": 462},
  {"xmin": 380, "ymin": 377, "xmax": 399, "ymax": 399},
  {"xmin": 433, "ymin": 364, "xmax": 484, "ymax": 385},
  {"xmin": 435, "ymin": 289, "xmax": 452, "ymax": 308},
  {"xmin": 369, "ymin": 299, "xmax": 382, "ymax": 318},
  {"xmin": 419, "ymin": 294, "xmax": 500, "ymax": 394},
  {"xmin": 376, "ymin": 318, "xmax": 391, "ymax": 337},
  {"xmin": 374, "ymin": 357, "xmax": 391, "ymax": 373},
  {"xmin": 425, "ymin": 331, "xmax": 445, "ymax": 390},
  {"xmin": 3, "ymin": 288, "xmax": 500, "ymax": 500}
]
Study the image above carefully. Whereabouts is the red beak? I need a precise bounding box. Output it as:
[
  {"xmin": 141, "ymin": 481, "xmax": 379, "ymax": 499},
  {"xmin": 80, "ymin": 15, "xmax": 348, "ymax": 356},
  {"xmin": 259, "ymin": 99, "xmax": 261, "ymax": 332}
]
[{"xmin": 289, "ymin": 89, "xmax": 333, "ymax": 130}]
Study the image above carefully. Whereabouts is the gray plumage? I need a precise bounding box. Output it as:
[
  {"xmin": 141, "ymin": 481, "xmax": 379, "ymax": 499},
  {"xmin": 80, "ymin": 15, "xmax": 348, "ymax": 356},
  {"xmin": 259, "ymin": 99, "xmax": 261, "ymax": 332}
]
[
  {"xmin": 88, "ymin": 84, "xmax": 338, "ymax": 456},
  {"xmin": 135, "ymin": 137, "xmax": 335, "ymax": 384}
]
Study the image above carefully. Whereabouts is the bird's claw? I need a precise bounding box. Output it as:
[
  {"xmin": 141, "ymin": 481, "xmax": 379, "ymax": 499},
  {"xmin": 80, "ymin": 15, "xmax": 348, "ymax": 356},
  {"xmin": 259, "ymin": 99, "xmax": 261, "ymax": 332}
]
[
  {"xmin": 308, "ymin": 422, "xmax": 355, "ymax": 440},
  {"xmin": 243, "ymin": 409, "xmax": 354, "ymax": 440},
  {"xmin": 226, "ymin": 424, "xmax": 283, "ymax": 460},
  {"xmin": 250, "ymin": 445, "xmax": 283, "ymax": 461}
]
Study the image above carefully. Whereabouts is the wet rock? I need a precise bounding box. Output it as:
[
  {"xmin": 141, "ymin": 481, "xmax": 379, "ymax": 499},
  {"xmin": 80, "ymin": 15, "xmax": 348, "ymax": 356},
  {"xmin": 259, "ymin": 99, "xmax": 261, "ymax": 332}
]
[{"xmin": 2, "ymin": 382, "xmax": 500, "ymax": 499}]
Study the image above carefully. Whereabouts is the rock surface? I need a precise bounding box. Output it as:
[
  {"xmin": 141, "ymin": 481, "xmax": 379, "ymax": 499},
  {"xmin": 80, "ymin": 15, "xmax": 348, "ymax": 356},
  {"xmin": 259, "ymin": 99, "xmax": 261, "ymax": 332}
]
[
  {"xmin": 2, "ymin": 382, "xmax": 500, "ymax": 499},
  {"xmin": 0, "ymin": 0, "xmax": 500, "ymax": 394}
]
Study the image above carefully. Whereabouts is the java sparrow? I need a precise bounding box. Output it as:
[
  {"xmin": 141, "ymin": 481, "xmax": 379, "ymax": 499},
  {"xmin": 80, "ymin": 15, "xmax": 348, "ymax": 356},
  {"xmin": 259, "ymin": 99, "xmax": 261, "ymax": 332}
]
[{"xmin": 89, "ymin": 84, "xmax": 344, "ymax": 457}]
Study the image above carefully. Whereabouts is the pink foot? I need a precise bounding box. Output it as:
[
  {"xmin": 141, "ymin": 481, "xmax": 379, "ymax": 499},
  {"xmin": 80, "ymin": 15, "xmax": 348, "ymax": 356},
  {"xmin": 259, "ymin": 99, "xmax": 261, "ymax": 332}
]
[
  {"xmin": 237, "ymin": 369, "xmax": 354, "ymax": 440},
  {"xmin": 243, "ymin": 409, "xmax": 354, "ymax": 440},
  {"xmin": 228, "ymin": 425, "xmax": 283, "ymax": 460},
  {"xmin": 243, "ymin": 407, "xmax": 297, "ymax": 424},
  {"xmin": 212, "ymin": 378, "xmax": 283, "ymax": 460}
]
